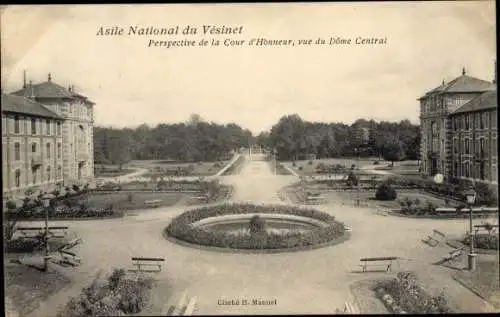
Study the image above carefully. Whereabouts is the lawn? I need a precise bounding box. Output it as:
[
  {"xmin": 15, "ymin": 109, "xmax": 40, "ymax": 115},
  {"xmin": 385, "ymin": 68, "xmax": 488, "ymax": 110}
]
[
  {"xmin": 453, "ymin": 257, "xmax": 500, "ymax": 309},
  {"xmin": 95, "ymin": 166, "xmax": 135, "ymax": 177},
  {"xmin": 323, "ymin": 190, "xmax": 456, "ymax": 210},
  {"xmin": 83, "ymin": 192, "xmax": 186, "ymax": 210},
  {"xmin": 130, "ymin": 160, "xmax": 229, "ymax": 177},
  {"xmin": 5, "ymin": 263, "xmax": 72, "ymax": 316}
]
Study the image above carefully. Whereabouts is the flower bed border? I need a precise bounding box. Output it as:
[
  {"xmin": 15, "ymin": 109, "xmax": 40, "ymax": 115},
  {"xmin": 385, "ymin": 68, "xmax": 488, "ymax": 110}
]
[{"xmin": 165, "ymin": 203, "xmax": 348, "ymax": 253}]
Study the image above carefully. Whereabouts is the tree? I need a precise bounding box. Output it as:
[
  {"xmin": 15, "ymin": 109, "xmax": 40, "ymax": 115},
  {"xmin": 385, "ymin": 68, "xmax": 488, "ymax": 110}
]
[{"xmin": 382, "ymin": 141, "xmax": 406, "ymax": 166}]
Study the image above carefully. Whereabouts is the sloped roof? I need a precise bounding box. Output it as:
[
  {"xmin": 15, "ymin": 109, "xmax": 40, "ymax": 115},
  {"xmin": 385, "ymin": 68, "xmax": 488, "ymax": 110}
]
[
  {"xmin": 419, "ymin": 74, "xmax": 495, "ymax": 99},
  {"xmin": 452, "ymin": 90, "xmax": 497, "ymax": 114},
  {"xmin": 12, "ymin": 81, "xmax": 74, "ymax": 99},
  {"xmin": 1, "ymin": 94, "xmax": 63, "ymax": 119}
]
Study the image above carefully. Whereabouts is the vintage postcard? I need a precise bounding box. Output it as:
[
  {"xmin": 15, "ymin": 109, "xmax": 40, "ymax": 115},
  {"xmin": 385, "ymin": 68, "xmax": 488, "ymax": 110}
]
[{"xmin": 1, "ymin": 1, "xmax": 498, "ymax": 316}]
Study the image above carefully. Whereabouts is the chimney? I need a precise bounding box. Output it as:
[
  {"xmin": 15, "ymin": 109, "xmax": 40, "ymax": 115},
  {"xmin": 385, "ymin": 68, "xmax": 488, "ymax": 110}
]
[
  {"xmin": 462, "ymin": 67, "xmax": 466, "ymax": 76},
  {"xmin": 494, "ymin": 60, "xmax": 497, "ymax": 84},
  {"xmin": 48, "ymin": 73, "xmax": 52, "ymax": 82},
  {"xmin": 29, "ymin": 80, "xmax": 35, "ymax": 99},
  {"xmin": 23, "ymin": 70, "xmax": 27, "ymax": 89}
]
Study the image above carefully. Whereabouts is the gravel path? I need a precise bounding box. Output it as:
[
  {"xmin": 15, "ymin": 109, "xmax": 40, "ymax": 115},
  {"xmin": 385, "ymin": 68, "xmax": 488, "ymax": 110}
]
[{"xmin": 22, "ymin": 156, "xmax": 498, "ymax": 316}]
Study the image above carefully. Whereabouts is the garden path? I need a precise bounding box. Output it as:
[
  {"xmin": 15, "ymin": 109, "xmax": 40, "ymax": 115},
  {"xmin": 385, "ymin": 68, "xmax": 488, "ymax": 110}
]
[{"xmin": 23, "ymin": 157, "xmax": 497, "ymax": 316}]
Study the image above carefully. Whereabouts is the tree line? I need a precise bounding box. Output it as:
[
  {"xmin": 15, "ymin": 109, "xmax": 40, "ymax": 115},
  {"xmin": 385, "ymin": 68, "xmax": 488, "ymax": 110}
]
[
  {"xmin": 94, "ymin": 114, "xmax": 253, "ymax": 168},
  {"xmin": 257, "ymin": 115, "xmax": 420, "ymax": 163},
  {"xmin": 93, "ymin": 114, "xmax": 420, "ymax": 167}
]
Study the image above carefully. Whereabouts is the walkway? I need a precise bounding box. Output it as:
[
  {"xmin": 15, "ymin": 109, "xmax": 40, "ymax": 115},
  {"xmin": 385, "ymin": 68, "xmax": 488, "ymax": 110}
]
[{"xmin": 23, "ymin": 157, "xmax": 497, "ymax": 316}]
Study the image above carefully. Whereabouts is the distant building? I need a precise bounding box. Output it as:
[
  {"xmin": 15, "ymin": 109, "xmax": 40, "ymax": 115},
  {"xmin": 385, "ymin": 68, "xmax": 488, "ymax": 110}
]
[
  {"xmin": 2, "ymin": 72, "xmax": 95, "ymax": 197},
  {"xmin": 418, "ymin": 66, "xmax": 497, "ymax": 184}
]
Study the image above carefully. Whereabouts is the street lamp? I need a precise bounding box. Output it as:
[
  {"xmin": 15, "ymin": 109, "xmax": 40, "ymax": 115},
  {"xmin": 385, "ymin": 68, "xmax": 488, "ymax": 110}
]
[
  {"xmin": 464, "ymin": 187, "xmax": 477, "ymax": 271},
  {"xmin": 41, "ymin": 193, "xmax": 54, "ymax": 272}
]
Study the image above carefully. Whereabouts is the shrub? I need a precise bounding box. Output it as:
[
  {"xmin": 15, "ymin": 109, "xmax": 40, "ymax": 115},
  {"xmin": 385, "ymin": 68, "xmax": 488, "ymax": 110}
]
[
  {"xmin": 6, "ymin": 200, "xmax": 17, "ymax": 210},
  {"xmin": 346, "ymin": 171, "xmax": 358, "ymax": 187},
  {"xmin": 72, "ymin": 184, "xmax": 80, "ymax": 192},
  {"xmin": 308, "ymin": 160, "xmax": 313, "ymax": 165},
  {"xmin": 379, "ymin": 271, "xmax": 450, "ymax": 314},
  {"xmin": 249, "ymin": 215, "xmax": 266, "ymax": 234},
  {"xmin": 374, "ymin": 160, "xmax": 380, "ymax": 165},
  {"xmin": 463, "ymin": 234, "xmax": 499, "ymax": 250},
  {"xmin": 474, "ymin": 182, "xmax": 498, "ymax": 206},
  {"xmin": 315, "ymin": 162, "xmax": 326, "ymax": 172},
  {"xmin": 58, "ymin": 269, "xmax": 153, "ymax": 317},
  {"xmin": 375, "ymin": 183, "xmax": 397, "ymax": 201}
]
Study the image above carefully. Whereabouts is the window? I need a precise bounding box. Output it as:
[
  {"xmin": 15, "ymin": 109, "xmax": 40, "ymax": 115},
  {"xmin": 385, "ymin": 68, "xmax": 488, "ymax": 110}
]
[
  {"xmin": 465, "ymin": 162, "xmax": 470, "ymax": 178},
  {"xmin": 32, "ymin": 169, "xmax": 37, "ymax": 184},
  {"xmin": 31, "ymin": 118, "xmax": 37, "ymax": 135},
  {"xmin": 454, "ymin": 139, "xmax": 458, "ymax": 153},
  {"xmin": 465, "ymin": 114, "xmax": 470, "ymax": 130},
  {"xmin": 46, "ymin": 143, "xmax": 51, "ymax": 158},
  {"xmin": 15, "ymin": 169, "xmax": 21, "ymax": 187},
  {"xmin": 480, "ymin": 113, "xmax": 485, "ymax": 129},
  {"xmin": 454, "ymin": 162, "xmax": 458, "ymax": 177},
  {"xmin": 58, "ymin": 165, "xmax": 62, "ymax": 179},
  {"xmin": 465, "ymin": 139, "xmax": 470, "ymax": 154},
  {"xmin": 14, "ymin": 116, "xmax": 20, "ymax": 133},
  {"xmin": 480, "ymin": 138, "xmax": 485, "ymax": 157},
  {"xmin": 57, "ymin": 122, "xmax": 61, "ymax": 136},
  {"xmin": 47, "ymin": 166, "xmax": 51, "ymax": 181},
  {"xmin": 57, "ymin": 143, "xmax": 61, "ymax": 158},
  {"xmin": 14, "ymin": 143, "xmax": 20, "ymax": 161},
  {"xmin": 46, "ymin": 119, "xmax": 51, "ymax": 135}
]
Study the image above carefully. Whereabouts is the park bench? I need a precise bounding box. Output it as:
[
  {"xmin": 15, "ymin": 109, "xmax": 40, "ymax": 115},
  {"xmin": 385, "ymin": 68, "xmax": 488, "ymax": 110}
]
[
  {"xmin": 17, "ymin": 226, "xmax": 69, "ymax": 239},
  {"xmin": 474, "ymin": 224, "xmax": 499, "ymax": 235},
  {"xmin": 434, "ymin": 247, "xmax": 466, "ymax": 266},
  {"xmin": 422, "ymin": 229, "xmax": 446, "ymax": 247},
  {"xmin": 359, "ymin": 257, "xmax": 398, "ymax": 273},
  {"xmin": 144, "ymin": 199, "xmax": 162, "ymax": 208},
  {"xmin": 193, "ymin": 195, "xmax": 209, "ymax": 203},
  {"xmin": 131, "ymin": 257, "xmax": 165, "ymax": 272},
  {"xmin": 306, "ymin": 195, "xmax": 325, "ymax": 205}
]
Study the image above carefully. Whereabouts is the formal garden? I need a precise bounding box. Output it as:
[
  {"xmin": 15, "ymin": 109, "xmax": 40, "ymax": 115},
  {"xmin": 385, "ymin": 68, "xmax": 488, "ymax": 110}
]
[
  {"xmin": 3, "ymin": 178, "xmax": 233, "ymax": 222},
  {"xmin": 165, "ymin": 203, "xmax": 348, "ymax": 252},
  {"xmin": 281, "ymin": 170, "xmax": 498, "ymax": 218}
]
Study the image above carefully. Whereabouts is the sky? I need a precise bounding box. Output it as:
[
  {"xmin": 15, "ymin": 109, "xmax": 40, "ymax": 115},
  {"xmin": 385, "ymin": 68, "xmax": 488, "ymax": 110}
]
[{"xmin": 1, "ymin": 2, "xmax": 496, "ymax": 134}]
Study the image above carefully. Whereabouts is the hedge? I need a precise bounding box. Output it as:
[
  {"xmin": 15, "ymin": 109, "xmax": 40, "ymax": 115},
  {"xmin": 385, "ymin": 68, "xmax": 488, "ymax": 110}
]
[{"xmin": 166, "ymin": 203, "xmax": 345, "ymax": 250}]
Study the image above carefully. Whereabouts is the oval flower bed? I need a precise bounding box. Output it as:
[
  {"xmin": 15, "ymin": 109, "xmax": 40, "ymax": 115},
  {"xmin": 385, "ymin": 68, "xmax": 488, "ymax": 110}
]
[{"xmin": 165, "ymin": 203, "xmax": 346, "ymax": 251}]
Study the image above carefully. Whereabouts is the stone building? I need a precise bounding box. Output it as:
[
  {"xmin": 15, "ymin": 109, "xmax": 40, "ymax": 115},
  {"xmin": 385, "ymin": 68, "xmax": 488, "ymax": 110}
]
[
  {"xmin": 2, "ymin": 73, "xmax": 95, "ymax": 197},
  {"xmin": 418, "ymin": 67, "xmax": 497, "ymax": 184}
]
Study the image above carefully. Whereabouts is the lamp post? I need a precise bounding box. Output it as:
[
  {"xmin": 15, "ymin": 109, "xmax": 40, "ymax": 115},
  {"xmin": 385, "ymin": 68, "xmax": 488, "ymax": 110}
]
[
  {"xmin": 41, "ymin": 193, "xmax": 53, "ymax": 272},
  {"xmin": 464, "ymin": 188, "xmax": 477, "ymax": 271}
]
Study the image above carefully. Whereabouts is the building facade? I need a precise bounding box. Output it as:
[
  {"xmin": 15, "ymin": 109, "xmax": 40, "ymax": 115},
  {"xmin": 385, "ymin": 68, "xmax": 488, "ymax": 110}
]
[
  {"xmin": 2, "ymin": 73, "xmax": 95, "ymax": 197},
  {"xmin": 419, "ymin": 67, "xmax": 497, "ymax": 184}
]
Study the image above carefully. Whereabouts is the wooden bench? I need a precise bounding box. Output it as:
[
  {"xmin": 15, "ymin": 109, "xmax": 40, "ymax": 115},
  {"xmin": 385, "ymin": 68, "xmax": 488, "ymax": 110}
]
[
  {"xmin": 17, "ymin": 226, "xmax": 69, "ymax": 239},
  {"xmin": 306, "ymin": 195, "xmax": 325, "ymax": 205},
  {"xmin": 434, "ymin": 247, "xmax": 466, "ymax": 266},
  {"xmin": 131, "ymin": 257, "xmax": 165, "ymax": 272},
  {"xmin": 359, "ymin": 257, "xmax": 398, "ymax": 273},
  {"xmin": 144, "ymin": 200, "xmax": 162, "ymax": 208},
  {"xmin": 474, "ymin": 224, "xmax": 499, "ymax": 235},
  {"xmin": 193, "ymin": 195, "xmax": 209, "ymax": 203},
  {"xmin": 422, "ymin": 229, "xmax": 445, "ymax": 247}
]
